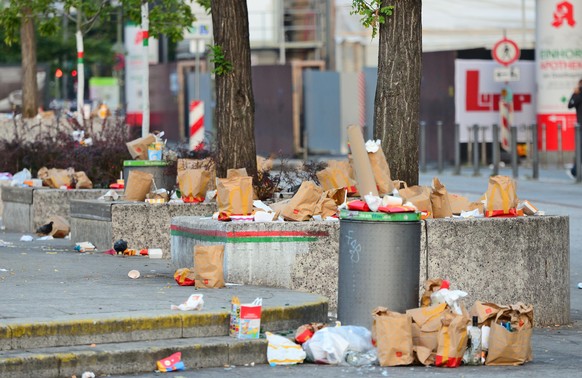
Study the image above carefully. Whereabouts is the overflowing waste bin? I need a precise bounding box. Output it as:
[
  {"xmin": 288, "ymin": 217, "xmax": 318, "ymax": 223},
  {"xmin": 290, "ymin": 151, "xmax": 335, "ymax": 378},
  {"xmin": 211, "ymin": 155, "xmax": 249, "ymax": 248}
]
[
  {"xmin": 338, "ymin": 216, "xmax": 421, "ymax": 329},
  {"xmin": 123, "ymin": 160, "xmax": 175, "ymax": 192}
]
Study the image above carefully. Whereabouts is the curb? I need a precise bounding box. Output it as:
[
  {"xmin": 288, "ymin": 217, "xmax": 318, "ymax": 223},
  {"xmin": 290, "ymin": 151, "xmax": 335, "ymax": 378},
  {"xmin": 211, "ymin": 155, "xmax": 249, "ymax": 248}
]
[{"xmin": 0, "ymin": 298, "xmax": 328, "ymax": 350}]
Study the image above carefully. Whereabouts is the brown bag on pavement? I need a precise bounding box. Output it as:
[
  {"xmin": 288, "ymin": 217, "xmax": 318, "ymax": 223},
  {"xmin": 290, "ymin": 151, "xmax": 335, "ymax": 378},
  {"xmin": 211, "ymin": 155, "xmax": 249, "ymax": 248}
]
[
  {"xmin": 435, "ymin": 311, "xmax": 470, "ymax": 367},
  {"xmin": 372, "ymin": 307, "xmax": 414, "ymax": 366},
  {"xmin": 486, "ymin": 303, "xmax": 534, "ymax": 366},
  {"xmin": 216, "ymin": 176, "xmax": 254, "ymax": 216},
  {"xmin": 281, "ymin": 181, "xmax": 323, "ymax": 221},
  {"xmin": 178, "ymin": 169, "xmax": 211, "ymax": 203},
  {"xmin": 125, "ymin": 170, "xmax": 153, "ymax": 201},
  {"xmin": 407, "ymin": 303, "xmax": 448, "ymax": 355},
  {"xmin": 430, "ymin": 177, "xmax": 453, "ymax": 218},
  {"xmin": 194, "ymin": 245, "xmax": 225, "ymax": 289},
  {"xmin": 368, "ymin": 146, "xmax": 394, "ymax": 195},
  {"xmin": 420, "ymin": 278, "xmax": 444, "ymax": 307},
  {"xmin": 48, "ymin": 215, "xmax": 70, "ymax": 238}
]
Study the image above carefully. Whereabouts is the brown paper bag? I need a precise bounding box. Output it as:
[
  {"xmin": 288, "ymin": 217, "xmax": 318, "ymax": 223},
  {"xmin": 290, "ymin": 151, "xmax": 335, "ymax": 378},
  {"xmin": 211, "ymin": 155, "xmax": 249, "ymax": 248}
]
[
  {"xmin": 281, "ymin": 181, "xmax": 323, "ymax": 221},
  {"xmin": 216, "ymin": 176, "xmax": 254, "ymax": 215},
  {"xmin": 447, "ymin": 193, "xmax": 472, "ymax": 215},
  {"xmin": 48, "ymin": 215, "xmax": 70, "ymax": 238},
  {"xmin": 74, "ymin": 171, "xmax": 93, "ymax": 189},
  {"xmin": 314, "ymin": 195, "xmax": 338, "ymax": 219},
  {"xmin": 368, "ymin": 147, "xmax": 394, "ymax": 195},
  {"xmin": 372, "ymin": 307, "xmax": 414, "ymax": 366},
  {"xmin": 194, "ymin": 245, "xmax": 225, "ymax": 289},
  {"xmin": 413, "ymin": 345, "xmax": 435, "ymax": 366},
  {"xmin": 226, "ymin": 168, "xmax": 248, "ymax": 178},
  {"xmin": 420, "ymin": 278, "xmax": 444, "ymax": 307},
  {"xmin": 316, "ymin": 165, "xmax": 354, "ymax": 192},
  {"xmin": 471, "ymin": 301, "xmax": 508, "ymax": 326},
  {"xmin": 486, "ymin": 304, "xmax": 533, "ymax": 366},
  {"xmin": 430, "ymin": 178, "xmax": 453, "ymax": 218},
  {"xmin": 126, "ymin": 134, "xmax": 156, "ymax": 160},
  {"xmin": 125, "ymin": 170, "xmax": 153, "ymax": 201},
  {"xmin": 485, "ymin": 175, "xmax": 518, "ymax": 215},
  {"xmin": 435, "ymin": 312, "xmax": 469, "ymax": 367},
  {"xmin": 44, "ymin": 169, "xmax": 72, "ymax": 188},
  {"xmin": 400, "ymin": 186, "xmax": 433, "ymax": 216},
  {"xmin": 37, "ymin": 167, "xmax": 49, "ymax": 180},
  {"xmin": 324, "ymin": 188, "xmax": 347, "ymax": 207},
  {"xmin": 178, "ymin": 169, "xmax": 210, "ymax": 203},
  {"xmin": 392, "ymin": 180, "xmax": 408, "ymax": 190},
  {"xmin": 177, "ymin": 158, "xmax": 217, "ymax": 190},
  {"xmin": 407, "ymin": 303, "xmax": 448, "ymax": 353}
]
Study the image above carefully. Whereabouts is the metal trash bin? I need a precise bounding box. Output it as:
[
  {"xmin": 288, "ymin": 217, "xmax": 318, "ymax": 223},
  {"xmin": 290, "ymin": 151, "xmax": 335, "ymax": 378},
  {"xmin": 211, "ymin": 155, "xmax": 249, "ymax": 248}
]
[
  {"xmin": 123, "ymin": 160, "xmax": 176, "ymax": 192},
  {"xmin": 338, "ymin": 219, "xmax": 421, "ymax": 329}
]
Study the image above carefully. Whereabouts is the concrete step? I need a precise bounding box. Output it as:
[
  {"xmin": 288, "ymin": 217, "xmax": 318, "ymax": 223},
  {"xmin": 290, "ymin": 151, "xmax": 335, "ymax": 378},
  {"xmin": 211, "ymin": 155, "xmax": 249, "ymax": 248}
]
[
  {"xmin": 0, "ymin": 300, "xmax": 328, "ymax": 350},
  {"xmin": 0, "ymin": 336, "xmax": 268, "ymax": 378}
]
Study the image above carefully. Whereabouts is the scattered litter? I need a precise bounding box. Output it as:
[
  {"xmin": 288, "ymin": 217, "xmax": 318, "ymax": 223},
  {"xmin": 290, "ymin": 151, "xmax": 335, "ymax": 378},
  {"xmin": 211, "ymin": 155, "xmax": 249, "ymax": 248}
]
[
  {"xmin": 113, "ymin": 239, "xmax": 128, "ymax": 254},
  {"xmin": 156, "ymin": 352, "xmax": 185, "ymax": 372},
  {"xmin": 230, "ymin": 297, "xmax": 262, "ymax": 339},
  {"xmin": 46, "ymin": 252, "xmax": 57, "ymax": 255},
  {"xmin": 128, "ymin": 270, "xmax": 140, "ymax": 279},
  {"xmin": 20, "ymin": 235, "xmax": 34, "ymax": 242},
  {"xmin": 98, "ymin": 190, "xmax": 119, "ymax": 201},
  {"xmin": 345, "ymin": 349, "xmax": 378, "ymax": 367},
  {"xmin": 0, "ymin": 268, "xmax": 8, "ymax": 272},
  {"xmin": 148, "ymin": 248, "xmax": 163, "ymax": 259},
  {"xmin": 74, "ymin": 242, "xmax": 96, "ymax": 252},
  {"xmin": 171, "ymin": 294, "xmax": 204, "ymax": 311},
  {"xmin": 577, "ymin": 282, "xmax": 582, "ymax": 289},
  {"xmin": 81, "ymin": 372, "xmax": 95, "ymax": 378},
  {"xmin": 266, "ymin": 332, "xmax": 306, "ymax": 366},
  {"xmin": 37, "ymin": 235, "xmax": 54, "ymax": 241},
  {"xmin": 0, "ymin": 240, "xmax": 11, "ymax": 247},
  {"xmin": 103, "ymin": 249, "xmax": 116, "ymax": 256}
]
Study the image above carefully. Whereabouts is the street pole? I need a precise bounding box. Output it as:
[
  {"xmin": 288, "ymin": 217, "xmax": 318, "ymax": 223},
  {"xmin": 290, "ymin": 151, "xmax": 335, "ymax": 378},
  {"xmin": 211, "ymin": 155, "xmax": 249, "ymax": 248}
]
[
  {"xmin": 141, "ymin": 1, "xmax": 150, "ymax": 138},
  {"xmin": 420, "ymin": 121, "xmax": 426, "ymax": 173},
  {"xmin": 492, "ymin": 123, "xmax": 499, "ymax": 176},
  {"xmin": 454, "ymin": 123, "xmax": 460, "ymax": 175},
  {"xmin": 473, "ymin": 124, "xmax": 480, "ymax": 176},
  {"xmin": 532, "ymin": 124, "xmax": 539, "ymax": 180},
  {"xmin": 511, "ymin": 125, "xmax": 519, "ymax": 178},
  {"xmin": 437, "ymin": 121, "xmax": 443, "ymax": 173}
]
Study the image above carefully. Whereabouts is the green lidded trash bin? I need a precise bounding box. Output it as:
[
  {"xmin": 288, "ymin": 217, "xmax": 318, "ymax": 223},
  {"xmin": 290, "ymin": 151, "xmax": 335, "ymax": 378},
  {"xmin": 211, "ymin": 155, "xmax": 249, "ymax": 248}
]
[{"xmin": 338, "ymin": 210, "xmax": 421, "ymax": 329}]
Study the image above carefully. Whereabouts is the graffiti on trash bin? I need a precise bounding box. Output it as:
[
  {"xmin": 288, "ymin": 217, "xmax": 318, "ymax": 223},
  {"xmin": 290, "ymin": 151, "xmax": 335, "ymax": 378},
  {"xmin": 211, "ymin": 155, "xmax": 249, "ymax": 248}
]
[{"xmin": 345, "ymin": 230, "xmax": 361, "ymax": 263}]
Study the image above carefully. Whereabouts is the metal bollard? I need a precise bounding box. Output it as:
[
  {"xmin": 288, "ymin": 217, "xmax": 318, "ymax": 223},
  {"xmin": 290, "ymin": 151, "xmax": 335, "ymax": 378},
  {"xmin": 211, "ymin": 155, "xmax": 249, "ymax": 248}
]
[
  {"xmin": 437, "ymin": 121, "xmax": 443, "ymax": 173},
  {"xmin": 480, "ymin": 126, "xmax": 488, "ymax": 167},
  {"xmin": 511, "ymin": 125, "xmax": 519, "ymax": 178},
  {"xmin": 420, "ymin": 121, "xmax": 426, "ymax": 173},
  {"xmin": 532, "ymin": 124, "xmax": 539, "ymax": 180},
  {"xmin": 542, "ymin": 123, "xmax": 547, "ymax": 167},
  {"xmin": 576, "ymin": 123, "xmax": 581, "ymax": 183},
  {"xmin": 454, "ymin": 123, "xmax": 461, "ymax": 175},
  {"xmin": 473, "ymin": 124, "xmax": 480, "ymax": 176},
  {"xmin": 558, "ymin": 122, "xmax": 563, "ymax": 168},
  {"xmin": 467, "ymin": 126, "xmax": 473, "ymax": 168},
  {"xmin": 492, "ymin": 123, "xmax": 500, "ymax": 176}
]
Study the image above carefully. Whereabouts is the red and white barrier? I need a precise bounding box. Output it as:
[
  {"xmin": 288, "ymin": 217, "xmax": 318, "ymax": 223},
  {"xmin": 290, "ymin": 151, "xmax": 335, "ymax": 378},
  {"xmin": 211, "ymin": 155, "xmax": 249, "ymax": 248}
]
[
  {"xmin": 499, "ymin": 100, "xmax": 513, "ymax": 152},
  {"xmin": 189, "ymin": 100, "xmax": 204, "ymax": 151}
]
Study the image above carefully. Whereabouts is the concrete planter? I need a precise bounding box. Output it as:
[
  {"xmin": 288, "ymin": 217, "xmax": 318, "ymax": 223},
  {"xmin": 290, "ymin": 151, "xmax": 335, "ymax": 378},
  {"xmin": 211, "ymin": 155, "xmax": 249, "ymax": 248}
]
[
  {"xmin": 171, "ymin": 216, "xmax": 569, "ymax": 326},
  {"xmin": 71, "ymin": 200, "xmax": 217, "ymax": 257},
  {"xmin": 1, "ymin": 187, "xmax": 116, "ymax": 233}
]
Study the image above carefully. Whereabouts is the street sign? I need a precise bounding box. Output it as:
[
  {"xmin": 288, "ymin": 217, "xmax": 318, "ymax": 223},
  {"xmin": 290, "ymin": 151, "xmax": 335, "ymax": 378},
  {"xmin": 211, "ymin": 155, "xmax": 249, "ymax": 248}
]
[
  {"xmin": 494, "ymin": 66, "xmax": 521, "ymax": 82},
  {"xmin": 492, "ymin": 38, "xmax": 520, "ymax": 66}
]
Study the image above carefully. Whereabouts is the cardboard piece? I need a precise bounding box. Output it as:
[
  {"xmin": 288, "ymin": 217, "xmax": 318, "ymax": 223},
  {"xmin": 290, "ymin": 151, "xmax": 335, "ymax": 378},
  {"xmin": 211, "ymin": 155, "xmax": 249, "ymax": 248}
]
[
  {"xmin": 372, "ymin": 307, "xmax": 414, "ymax": 366},
  {"xmin": 281, "ymin": 181, "xmax": 323, "ymax": 221},
  {"xmin": 216, "ymin": 176, "xmax": 254, "ymax": 216},
  {"xmin": 193, "ymin": 245, "xmax": 225, "ymax": 289},
  {"xmin": 368, "ymin": 145, "xmax": 394, "ymax": 195},
  {"xmin": 125, "ymin": 170, "xmax": 153, "ymax": 201},
  {"xmin": 430, "ymin": 178, "xmax": 453, "ymax": 218},
  {"xmin": 126, "ymin": 134, "xmax": 156, "ymax": 160},
  {"xmin": 347, "ymin": 125, "xmax": 378, "ymax": 197}
]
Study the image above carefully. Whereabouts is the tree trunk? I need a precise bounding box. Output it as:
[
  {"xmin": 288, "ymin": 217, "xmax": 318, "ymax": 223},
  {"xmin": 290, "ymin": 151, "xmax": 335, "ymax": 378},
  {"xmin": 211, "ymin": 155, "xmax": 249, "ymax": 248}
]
[
  {"xmin": 374, "ymin": 0, "xmax": 422, "ymax": 186},
  {"xmin": 211, "ymin": 0, "xmax": 257, "ymax": 178},
  {"xmin": 20, "ymin": 6, "xmax": 38, "ymax": 118}
]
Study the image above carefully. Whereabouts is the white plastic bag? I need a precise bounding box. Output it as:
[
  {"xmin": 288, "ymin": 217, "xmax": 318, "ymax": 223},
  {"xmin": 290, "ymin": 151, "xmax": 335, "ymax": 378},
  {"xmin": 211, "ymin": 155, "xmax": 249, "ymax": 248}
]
[
  {"xmin": 326, "ymin": 326, "xmax": 374, "ymax": 353},
  {"xmin": 303, "ymin": 327, "xmax": 350, "ymax": 364},
  {"xmin": 171, "ymin": 294, "xmax": 204, "ymax": 311},
  {"xmin": 266, "ymin": 332, "xmax": 306, "ymax": 365},
  {"xmin": 11, "ymin": 168, "xmax": 31, "ymax": 187},
  {"xmin": 364, "ymin": 193, "xmax": 382, "ymax": 212}
]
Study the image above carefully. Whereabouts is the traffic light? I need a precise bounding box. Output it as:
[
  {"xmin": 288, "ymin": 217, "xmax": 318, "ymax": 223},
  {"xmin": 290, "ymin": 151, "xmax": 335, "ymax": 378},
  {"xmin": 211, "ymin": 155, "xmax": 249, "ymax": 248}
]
[
  {"xmin": 55, "ymin": 68, "xmax": 63, "ymax": 78},
  {"xmin": 71, "ymin": 69, "xmax": 77, "ymax": 77}
]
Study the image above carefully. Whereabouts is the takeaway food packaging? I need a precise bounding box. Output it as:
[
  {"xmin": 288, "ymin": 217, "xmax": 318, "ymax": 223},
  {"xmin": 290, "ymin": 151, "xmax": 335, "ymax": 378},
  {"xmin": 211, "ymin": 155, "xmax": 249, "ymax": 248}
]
[{"xmin": 230, "ymin": 296, "xmax": 262, "ymax": 339}]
